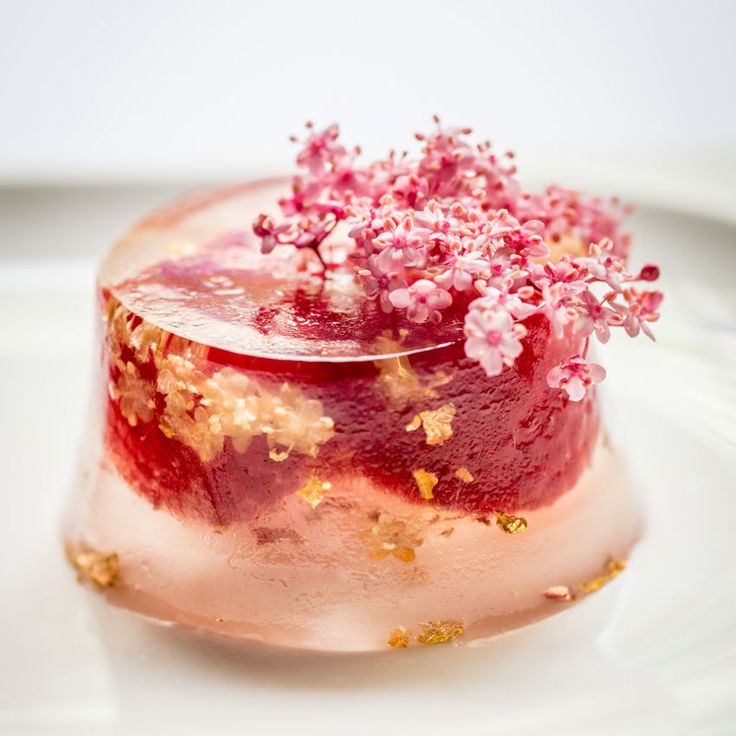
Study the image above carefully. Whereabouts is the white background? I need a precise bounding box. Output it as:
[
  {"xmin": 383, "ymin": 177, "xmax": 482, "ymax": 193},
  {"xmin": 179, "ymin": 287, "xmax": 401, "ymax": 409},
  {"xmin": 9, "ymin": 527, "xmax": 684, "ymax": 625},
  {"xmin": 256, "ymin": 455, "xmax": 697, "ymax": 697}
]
[{"xmin": 1, "ymin": 0, "xmax": 735, "ymax": 183}]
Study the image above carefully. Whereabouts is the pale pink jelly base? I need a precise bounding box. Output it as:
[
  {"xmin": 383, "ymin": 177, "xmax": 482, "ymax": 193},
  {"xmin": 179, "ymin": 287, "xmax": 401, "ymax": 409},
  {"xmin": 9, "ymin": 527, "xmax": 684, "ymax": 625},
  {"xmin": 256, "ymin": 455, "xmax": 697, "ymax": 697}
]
[{"xmin": 64, "ymin": 436, "xmax": 640, "ymax": 652}]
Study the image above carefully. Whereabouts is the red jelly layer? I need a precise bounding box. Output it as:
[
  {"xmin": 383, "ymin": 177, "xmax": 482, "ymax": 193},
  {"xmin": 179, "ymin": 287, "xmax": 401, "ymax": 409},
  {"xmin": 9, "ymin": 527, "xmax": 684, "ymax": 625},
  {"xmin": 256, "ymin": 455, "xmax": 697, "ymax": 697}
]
[
  {"xmin": 99, "ymin": 179, "xmax": 600, "ymax": 526},
  {"xmin": 103, "ymin": 254, "xmax": 598, "ymax": 524}
]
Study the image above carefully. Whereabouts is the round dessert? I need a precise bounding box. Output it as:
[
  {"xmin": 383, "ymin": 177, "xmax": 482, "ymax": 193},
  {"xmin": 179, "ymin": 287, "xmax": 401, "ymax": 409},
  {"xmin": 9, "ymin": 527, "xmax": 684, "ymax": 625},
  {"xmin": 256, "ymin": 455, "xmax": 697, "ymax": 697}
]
[{"xmin": 64, "ymin": 123, "xmax": 662, "ymax": 651}]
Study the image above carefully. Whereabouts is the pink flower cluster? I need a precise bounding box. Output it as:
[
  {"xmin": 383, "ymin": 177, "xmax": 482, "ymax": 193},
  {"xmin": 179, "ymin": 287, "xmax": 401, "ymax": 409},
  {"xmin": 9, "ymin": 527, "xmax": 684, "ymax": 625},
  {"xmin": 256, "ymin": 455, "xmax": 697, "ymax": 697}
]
[
  {"xmin": 253, "ymin": 119, "xmax": 663, "ymax": 402},
  {"xmin": 547, "ymin": 355, "xmax": 606, "ymax": 402}
]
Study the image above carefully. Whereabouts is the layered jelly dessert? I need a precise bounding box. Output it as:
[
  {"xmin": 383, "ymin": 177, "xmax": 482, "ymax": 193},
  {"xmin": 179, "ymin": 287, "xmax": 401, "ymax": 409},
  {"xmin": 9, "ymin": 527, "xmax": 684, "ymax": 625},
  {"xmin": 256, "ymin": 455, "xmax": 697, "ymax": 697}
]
[{"xmin": 64, "ymin": 121, "xmax": 662, "ymax": 651}]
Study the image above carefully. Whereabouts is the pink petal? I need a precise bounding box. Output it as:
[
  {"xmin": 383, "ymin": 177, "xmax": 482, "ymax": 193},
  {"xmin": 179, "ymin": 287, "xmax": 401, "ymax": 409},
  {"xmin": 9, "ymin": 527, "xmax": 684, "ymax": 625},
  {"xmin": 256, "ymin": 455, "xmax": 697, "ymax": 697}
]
[
  {"xmin": 412, "ymin": 279, "xmax": 437, "ymax": 296},
  {"xmin": 388, "ymin": 289, "xmax": 412, "ymax": 309},
  {"xmin": 409, "ymin": 303, "xmax": 430, "ymax": 323},
  {"xmin": 427, "ymin": 290, "xmax": 453, "ymax": 310},
  {"xmin": 546, "ymin": 366, "xmax": 563, "ymax": 388},
  {"xmin": 565, "ymin": 377, "xmax": 587, "ymax": 402},
  {"xmin": 479, "ymin": 347, "xmax": 503, "ymax": 376},
  {"xmin": 588, "ymin": 363, "xmax": 607, "ymax": 383}
]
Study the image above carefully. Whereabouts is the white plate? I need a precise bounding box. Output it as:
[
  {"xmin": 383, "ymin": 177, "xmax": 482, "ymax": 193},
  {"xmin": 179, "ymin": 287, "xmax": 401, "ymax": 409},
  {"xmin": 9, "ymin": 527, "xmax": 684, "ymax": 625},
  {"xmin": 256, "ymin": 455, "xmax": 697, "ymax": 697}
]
[{"xmin": 0, "ymin": 202, "xmax": 734, "ymax": 736}]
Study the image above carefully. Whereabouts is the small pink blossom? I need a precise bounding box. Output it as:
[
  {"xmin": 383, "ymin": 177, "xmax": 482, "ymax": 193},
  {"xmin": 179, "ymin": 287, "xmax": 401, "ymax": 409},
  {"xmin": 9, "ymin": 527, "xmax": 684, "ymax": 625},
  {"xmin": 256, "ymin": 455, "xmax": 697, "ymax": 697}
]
[
  {"xmin": 574, "ymin": 289, "xmax": 623, "ymax": 343},
  {"xmin": 477, "ymin": 210, "xmax": 521, "ymax": 254},
  {"xmin": 574, "ymin": 239, "xmax": 625, "ymax": 291},
  {"xmin": 327, "ymin": 161, "xmax": 373, "ymax": 199},
  {"xmin": 470, "ymin": 285, "xmax": 537, "ymax": 320},
  {"xmin": 546, "ymin": 356, "xmax": 606, "ymax": 402},
  {"xmin": 252, "ymin": 119, "xmax": 661, "ymax": 392},
  {"xmin": 252, "ymin": 214, "xmax": 294, "ymax": 254},
  {"xmin": 532, "ymin": 259, "xmax": 587, "ymax": 293},
  {"xmin": 391, "ymin": 173, "xmax": 430, "ymax": 209},
  {"xmin": 477, "ymin": 211, "xmax": 549, "ymax": 259},
  {"xmin": 614, "ymin": 288, "xmax": 664, "ymax": 340},
  {"xmin": 356, "ymin": 258, "xmax": 407, "ymax": 313},
  {"xmin": 417, "ymin": 121, "xmax": 479, "ymax": 196},
  {"xmin": 389, "ymin": 279, "xmax": 452, "ymax": 324},
  {"xmin": 480, "ymin": 259, "xmax": 528, "ymax": 292},
  {"xmin": 514, "ymin": 219, "xmax": 549, "ymax": 258},
  {"xmin": 374, "ymin": 217, "xmax": 431, "ymax": 271},
  {"xmin": 413, "ymin": 200, "xmax": 454, "ymax": 239},
  {"xmin": 464, "ymin": 303, "xmax": 527, "ymax": 377},
  {"xmin": 435, "ymin": 249, "xmax": 488, "ymax": 291},
  {"xmin": 294, "ymin": 123, "xmax": 346, "ymax": 175},
  {"xmin": 540, "ymin": 281, "xmax": 578, "ymax": 338}
]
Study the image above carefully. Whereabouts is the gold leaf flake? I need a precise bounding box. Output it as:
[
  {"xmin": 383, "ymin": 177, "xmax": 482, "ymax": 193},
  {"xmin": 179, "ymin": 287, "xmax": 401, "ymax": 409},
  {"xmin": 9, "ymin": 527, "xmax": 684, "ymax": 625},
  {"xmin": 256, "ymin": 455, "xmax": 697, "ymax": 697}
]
[
  {"xmin": 295, "ymin": 471, "xmax": 332, "ymax": 509},
  {"xmin": 454, "ymin": 467, "xmax": 474, "ymax": 483},
  {"xmin": 391, "ymin": 546, "xmax": 417, "ymax": 563},
  {"xmin": 416, "ymin": 620, "xmax": 464, "ymax": 645},
  {"xmin": 388, "ymin": 626, "xmax": 411, "ymax": 648},
  {"xmin": 577, "ymin": 558, "xmax": 627, "ymax": 594},
  {"xmin": 66, "ymin": 542, "xmax": 119, "ymax": 589},
  {"xmin": 412, "ymin": 469, "xmax": 438, "ymax": 500},
  {"xmin": 419, "ymin": 403, "xmax": 456, "ymax": 446},
  {"xmin": 494, "ymin": 511, "xmax": 528, "ymax": 534},
  {"xmin": 406, "ymin": 403, "xmax": 456, "ymax": 446}
]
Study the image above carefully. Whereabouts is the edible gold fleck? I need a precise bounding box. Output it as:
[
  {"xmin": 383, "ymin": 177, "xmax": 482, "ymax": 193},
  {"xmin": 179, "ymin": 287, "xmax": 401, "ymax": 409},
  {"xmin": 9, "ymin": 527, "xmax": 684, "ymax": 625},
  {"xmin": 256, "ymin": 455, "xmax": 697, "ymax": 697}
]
[
  {"xmin": 416, "ymin": 620, "xmax": 464, "ymax": 645},
  {"xmin": 494, "ymin": 511, "xmax": 528, "ymax": 534},
  {"xmin": 388, "ymin": 626, "xmax": 411, "ymax": 648},
  {"xmin": 295, "ymin": 471, "xmax": 331, "ymax": 509},
  {"xmin": 412, "ymin": 469, "xmax": 438, "ymax": 500},
  {"xmin": 406, "ymin": 403, "xmax": 456, "ymax": 446},
  {"xmin": 577, "ymin": 558, "xmax": 627, "ymax": 594},
  {"xmin": 454, "ymin": 467, "xmax": 474, "ymax": 483},
  {"xmin": 66, "ymin": 542, "xmax": 119, "ymax": 589},
  {"xmin": 390, "ymin": 546, "xmax": 416, "ymax": 563}
]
